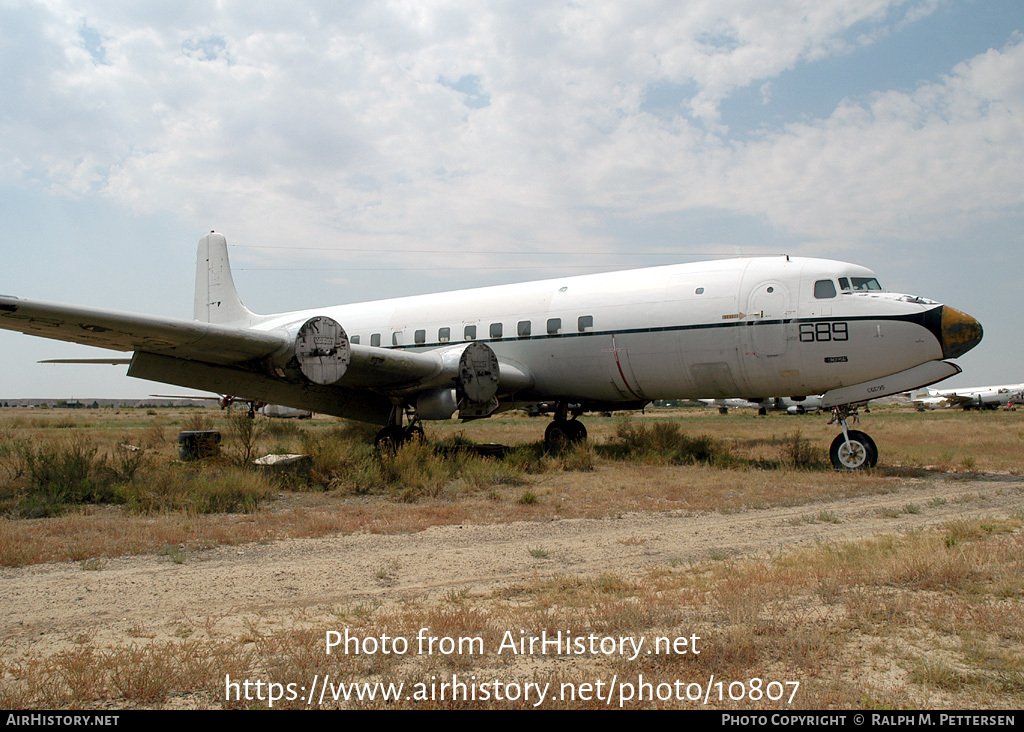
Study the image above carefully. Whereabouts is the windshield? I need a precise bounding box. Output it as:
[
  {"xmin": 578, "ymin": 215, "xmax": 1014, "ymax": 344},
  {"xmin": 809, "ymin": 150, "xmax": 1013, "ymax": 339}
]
[{"xmin": 839, "ymin": 277, "xmax": 882, "ymax": 291}]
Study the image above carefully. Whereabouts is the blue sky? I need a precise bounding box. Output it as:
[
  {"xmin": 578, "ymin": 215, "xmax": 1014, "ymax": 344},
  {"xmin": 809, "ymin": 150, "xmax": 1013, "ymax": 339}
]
[{"xmin": 0, "ymin": 0, "xmax": 1021, "ymax": 398}]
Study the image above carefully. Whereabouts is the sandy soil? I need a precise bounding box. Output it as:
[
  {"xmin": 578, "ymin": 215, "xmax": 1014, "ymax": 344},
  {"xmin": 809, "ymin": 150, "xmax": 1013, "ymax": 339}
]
[{"xmin": 3, "ymin": 471, "xmax": 1021, "ymax": 663}]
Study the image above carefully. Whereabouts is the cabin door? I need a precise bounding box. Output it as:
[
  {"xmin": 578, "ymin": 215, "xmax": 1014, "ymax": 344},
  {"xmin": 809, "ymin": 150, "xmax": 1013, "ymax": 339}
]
[{"xmin": 747, "ymin": 282, "xmax": 789, "ymax": 357}]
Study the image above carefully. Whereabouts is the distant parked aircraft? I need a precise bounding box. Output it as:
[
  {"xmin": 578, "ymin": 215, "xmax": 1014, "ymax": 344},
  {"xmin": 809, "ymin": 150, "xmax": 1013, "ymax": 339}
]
[
  {"xmin": 150, "ymin": 393, "xmax": 313, "ymax": 419},
  {"xmin": 909, "ymin": 383, "xmax": 1023, "ymax": 411},
  {"xmin": 701, "ymin": 396, "xmax": 825, "ymax": 415}
]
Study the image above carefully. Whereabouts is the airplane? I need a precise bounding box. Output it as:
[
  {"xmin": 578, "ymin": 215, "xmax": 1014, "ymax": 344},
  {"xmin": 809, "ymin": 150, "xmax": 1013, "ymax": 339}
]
[
  {"xmin": 149, "ymin": 393, "xmax": 314, "ymax": 419},
  {"xmin": 700, "ymin": 395, "xmax": 825, "ymax": 415},
  {"xmin": 909, "ymin": 383, "xmax": 1023, "ymax": 411},
  {"xmin": 0, "ymin": 232, "xmax": 982, "ymax": 470},
  {"xmin": 37, "ymin": 362, "xmax": 314, "ymax": 418}
]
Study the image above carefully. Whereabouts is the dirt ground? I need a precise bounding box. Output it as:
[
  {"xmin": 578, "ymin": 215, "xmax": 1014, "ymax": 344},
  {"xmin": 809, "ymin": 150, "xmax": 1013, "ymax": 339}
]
[{"xmin": 3, "ymin": 471, "xmax": 1021, "ymax": 665}]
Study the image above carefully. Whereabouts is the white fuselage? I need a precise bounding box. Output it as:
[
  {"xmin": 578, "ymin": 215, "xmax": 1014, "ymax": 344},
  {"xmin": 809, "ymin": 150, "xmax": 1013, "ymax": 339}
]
[{"xmin": 252, "ymin": 256, "xmax": 949, "ymax": 409}]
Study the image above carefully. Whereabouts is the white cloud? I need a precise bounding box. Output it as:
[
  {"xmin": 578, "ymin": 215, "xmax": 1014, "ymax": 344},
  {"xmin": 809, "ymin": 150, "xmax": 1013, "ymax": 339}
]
[{"xmin": 1, "ymin": 0, "xmax": 1018, "ymax": 266}]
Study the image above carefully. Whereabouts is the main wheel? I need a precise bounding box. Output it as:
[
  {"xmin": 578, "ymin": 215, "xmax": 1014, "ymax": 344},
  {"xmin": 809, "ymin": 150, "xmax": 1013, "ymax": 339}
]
[
  {"xmin": 544, "ymin": 419, "xmax": 587, "ymax": 451},
  {"xmin": 829, "ymin": 430, "xmax": 878, "ymax": 470},
  {"xmin": 566, "ymin": 419, "xmax": 587, "ymax": 442},
  {"xmin": 374, "ymin": 425, "xmax": 405, "ymax": 452},
  {"xmin": 405, "ymin": 423, "xmax": 425, "ymax": 443}
]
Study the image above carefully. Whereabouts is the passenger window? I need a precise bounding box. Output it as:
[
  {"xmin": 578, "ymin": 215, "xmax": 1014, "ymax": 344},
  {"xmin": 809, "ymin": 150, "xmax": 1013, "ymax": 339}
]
[
  {"xmin": 371, "ymin": 333, "xmax": 381, "ymax": 347},
  {"xmin": 490, "ymin": 323, "xmax": 503, "ymax": 339},
  {"xmin": 695, "ymin": 287, "xmax": 704, "ymax": 295},
  {"xmin": 350, "ymin": 335, "xmax": 360, "ymax": 345},
  {"xmin": 814, "ymin": 280, "xmax": 837, "ymax": 299},
  {"xmin": 547, "ymin": 318, "xmax": 561, "ymax": 335},
  {"xmin": 517, "ymin": 320, "xmax": 531, "ymax": 337},
  {"xmin": 414, "ymin": 329, "xmax": 426, "ymax": 345},
  {"xmin": 578, "ymin": 315, "xmax": 594, "ymax": 333},
  {"xmin": 392, "ymin": 332, "xmax": 403, "ymax": 346},
  {"xmin": 464, "ymin": 325, "xmax": 476, "ymax": 341},
  {"xmin": 438, "ymin": 327, "xmax": 450, "ymax": 343}
]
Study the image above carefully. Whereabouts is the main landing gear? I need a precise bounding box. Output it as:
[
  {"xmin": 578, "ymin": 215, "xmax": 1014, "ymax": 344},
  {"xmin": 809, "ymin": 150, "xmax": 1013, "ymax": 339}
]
[
  {"xmin": 828, "ymin": 405, "xmax": 877, "ymax": 470},
  {"xmin": 543, "ymin": 403, "xmax": 588, "ymax": 451},
  {"xmin": 374, "ymin": 407, "xmax": 424, "ymax": 451}
]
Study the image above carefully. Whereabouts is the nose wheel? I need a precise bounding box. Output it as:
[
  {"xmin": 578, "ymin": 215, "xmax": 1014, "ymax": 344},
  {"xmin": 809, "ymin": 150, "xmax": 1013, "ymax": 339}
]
[
  {"xmin": 829, "ymin": 430, "xmax": 877, "ymax": 470},
  {"xmin": 828, "ymin": 406, "xmax": 877, "ymax": 470}
]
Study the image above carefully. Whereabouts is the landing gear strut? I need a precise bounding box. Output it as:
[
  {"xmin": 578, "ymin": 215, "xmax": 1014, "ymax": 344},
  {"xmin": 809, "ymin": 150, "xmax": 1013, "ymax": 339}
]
[
  {"xmin": 544, "ymin": 403, "xmax": 588, "ymax": 451},
  {"xmin": 374, "ymin": 407, "xmax": 425, "ymax": 451},
  {"xmin": 828, "ymin": 406, "xmax": 877, "ymax": 470}
]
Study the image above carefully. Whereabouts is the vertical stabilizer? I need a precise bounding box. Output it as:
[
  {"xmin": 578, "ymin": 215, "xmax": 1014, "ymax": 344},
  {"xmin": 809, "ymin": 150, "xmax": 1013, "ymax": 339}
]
[{"xmin": 194, "ymin": 232, "xmax": 258, "ymax": 325}]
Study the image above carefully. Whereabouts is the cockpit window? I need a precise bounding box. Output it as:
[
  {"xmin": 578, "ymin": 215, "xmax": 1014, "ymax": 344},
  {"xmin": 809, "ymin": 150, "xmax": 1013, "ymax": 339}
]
[
  {"xmin": 849, "ymin": 277, "xmax": 881, "ymax": 291},
  {"xmin": 839, "ymin": 276, "xmax": 882, "ymax": 292},
  {"xmin": 814, "ymin": 279, "xmax": 837, "ymax": 299}
]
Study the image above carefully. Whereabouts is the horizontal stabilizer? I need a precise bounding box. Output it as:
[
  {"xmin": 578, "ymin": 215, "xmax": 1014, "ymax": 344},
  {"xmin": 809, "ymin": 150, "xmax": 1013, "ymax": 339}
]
[{"xmin": 39, "ymin": 358, "xmax": 132, "ymax": 365}]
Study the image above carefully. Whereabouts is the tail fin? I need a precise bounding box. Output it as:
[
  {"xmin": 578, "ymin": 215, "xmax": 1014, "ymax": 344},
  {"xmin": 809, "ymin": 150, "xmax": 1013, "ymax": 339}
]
[{"xmin": 194, "ymin": 232, "xmax": 258, "ymax": 325}]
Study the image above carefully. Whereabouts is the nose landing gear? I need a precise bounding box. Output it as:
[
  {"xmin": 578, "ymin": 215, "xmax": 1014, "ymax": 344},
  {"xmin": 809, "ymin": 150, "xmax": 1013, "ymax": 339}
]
[{"xmin": 828, "ymin": 406, "xmax": 877, "ymax": 470}]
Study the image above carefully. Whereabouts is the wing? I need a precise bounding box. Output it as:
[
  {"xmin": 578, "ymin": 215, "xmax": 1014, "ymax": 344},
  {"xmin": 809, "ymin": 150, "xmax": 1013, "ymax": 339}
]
[
  {"xmin": 939, "ymin": 393, "xmax": 977, "ymax": 407},
  {"xmin": 0, "ymin": 295, "xmax": 532, "ymax": 425},
  {"xmin": 0, "ymin": 295, "xmax": 289, "ymax": 364}
]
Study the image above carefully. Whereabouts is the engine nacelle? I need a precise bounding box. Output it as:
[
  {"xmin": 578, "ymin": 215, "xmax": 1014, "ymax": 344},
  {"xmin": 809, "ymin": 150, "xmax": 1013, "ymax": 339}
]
[
  {"xmin": 416, "ymin": 388, "xmax": 459, "ymax": 420},
  {"xmin": 408, "ymin": 343, "xmax": 503, "ymax": 420},
  {"xmin": 295, "ymin": 316, "xmax": 351, "ymax": 385}
]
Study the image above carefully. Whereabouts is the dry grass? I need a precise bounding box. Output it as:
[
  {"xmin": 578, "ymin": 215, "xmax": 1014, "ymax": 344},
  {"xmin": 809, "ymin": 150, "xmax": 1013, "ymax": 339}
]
[
  {"xmin": 1, "ymin": 404, "xmax": 1021, "ymax": 708},
  {"xmin": 0, "ymin": 405, "xmax": 1020, "ymax": 566},
  {"xmin": 2, "ymin": 517, "xmax": 1020, "ymax": 708}
]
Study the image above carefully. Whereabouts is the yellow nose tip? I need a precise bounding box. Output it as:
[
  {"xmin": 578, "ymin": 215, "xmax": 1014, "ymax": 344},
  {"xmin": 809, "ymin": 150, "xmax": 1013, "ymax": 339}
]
[{"xmin": 941, "ymin": 306, "xmax": 983, "ymax": 359}]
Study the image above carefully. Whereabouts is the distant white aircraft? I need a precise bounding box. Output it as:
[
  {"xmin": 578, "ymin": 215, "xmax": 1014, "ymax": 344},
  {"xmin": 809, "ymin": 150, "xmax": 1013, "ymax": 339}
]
[
  {"xmin": 909, "ymin": 384, "xmax": 1023, "ymax": 411},
  {"xmin": 149, "ymin": 393, "xmax": 313, "ymax": 419},
  {"xmin": 0, "ymin": 232, "xmax": 983, "ymax": 470},
  {"xmin": 701, "ymin": 395, "xmax": 825, "ymax": 415}
]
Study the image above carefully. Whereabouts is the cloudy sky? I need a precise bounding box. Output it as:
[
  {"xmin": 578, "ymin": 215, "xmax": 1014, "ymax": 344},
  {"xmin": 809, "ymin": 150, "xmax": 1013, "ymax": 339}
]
[{"xmin": 1, "ymin": 0, "xmax": 1021, "ymax": 399}]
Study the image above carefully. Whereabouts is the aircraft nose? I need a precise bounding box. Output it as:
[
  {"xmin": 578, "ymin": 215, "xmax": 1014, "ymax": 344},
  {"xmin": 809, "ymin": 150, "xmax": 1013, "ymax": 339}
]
[{"xmin": 940, "ymin": 306, "xmax": 983, "ymax": 359}]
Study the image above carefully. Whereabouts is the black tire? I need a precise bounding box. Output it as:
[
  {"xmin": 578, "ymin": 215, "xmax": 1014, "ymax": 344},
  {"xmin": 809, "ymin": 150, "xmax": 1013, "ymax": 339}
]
[
  {"xmin": 374, "ymin": 425, "xmax": 405, "ymax": 452},
  {"xmin": 566, "ymin": 419, "xmax": 587, "ymax": 442},
  {"xmin": 544, "ymin": 421, "xmax": 570, "ymax": 451},
  {"xmin": 405, "ymin": 423, "xmax": 425, "ymax": 443},
  {"xmin": 829, "ymin": 430, "xmax": 878, "ymax": 470},
  {"xmin": 545, "ymin": 419, "xmax": 587, "ymax": 451}
]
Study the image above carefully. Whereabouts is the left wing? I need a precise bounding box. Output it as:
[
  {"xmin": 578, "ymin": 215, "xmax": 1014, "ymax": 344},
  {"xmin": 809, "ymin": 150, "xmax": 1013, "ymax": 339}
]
[
  {"xmin": 0, "ymin": 294, "xmax": 531, "ymax": 423},
  {"xmin": 0, "ymin": 295, "xmax": 289, "ymax": 365}
]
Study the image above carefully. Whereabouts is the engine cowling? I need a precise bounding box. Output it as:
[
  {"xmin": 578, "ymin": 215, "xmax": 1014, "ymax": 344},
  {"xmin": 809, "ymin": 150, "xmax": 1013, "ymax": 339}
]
[
  {"xmin": 457, "ymin": 341, "xmax": 499, "ymax": 404},
  {"xmin": 295, "ymin": 316, "xmax": 351, "ymax": 385}
]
